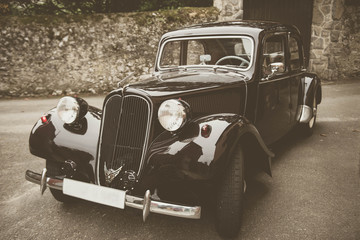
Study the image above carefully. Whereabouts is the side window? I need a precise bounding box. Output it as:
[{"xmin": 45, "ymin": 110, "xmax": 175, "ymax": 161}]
[
  {"xmin": 262, "ymin": 34, "xmax": 286, "ymax": 76},
  {"xmin": 289, "ymin": 36, "xmax": 301, "ymax": 71},
  {"xmin": 187, "ymin": 40, "xmax": 205, "ymax": 65}
]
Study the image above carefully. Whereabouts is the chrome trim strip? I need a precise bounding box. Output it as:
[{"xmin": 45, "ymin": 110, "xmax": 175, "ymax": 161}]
[
  {"xmin": 96, "ymin": 94, "xmax": 121, "ymax": 185},
  {"xmin": 25, "ymin": 170, "xmax": 201, "ymax": 220},
  {"xmin": 259, "ymin": 72, "xmax": 304, "ymax": 84}
]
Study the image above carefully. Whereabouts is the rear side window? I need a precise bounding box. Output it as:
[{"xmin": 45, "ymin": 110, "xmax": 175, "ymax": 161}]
[
  {"xmin": 262, "ymin": 34, "xmax": 286, "ymax": 75},
  {"xmin": 289, "ymin": 36, "xmax": 302, "ymax": 71}
]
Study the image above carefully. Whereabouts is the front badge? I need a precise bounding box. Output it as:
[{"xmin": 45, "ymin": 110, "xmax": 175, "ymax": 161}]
[{"xmin": 104, "ymin": 164, "xmax": 123, "ymax": 184}]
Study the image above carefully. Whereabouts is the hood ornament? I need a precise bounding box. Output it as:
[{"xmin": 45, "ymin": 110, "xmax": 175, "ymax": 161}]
[{"xmin": 104, "ymin": 164, "xmax": 123, "ymax": 184}]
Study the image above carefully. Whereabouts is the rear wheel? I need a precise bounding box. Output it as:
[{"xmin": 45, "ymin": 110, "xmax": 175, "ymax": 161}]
[{"xmin": 215, "ymin": 144, "xmax": 245, "ymax": 238}]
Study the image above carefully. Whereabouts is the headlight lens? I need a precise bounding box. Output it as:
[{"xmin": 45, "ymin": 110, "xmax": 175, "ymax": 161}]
[
  {"xmin": 57, "ymin": 96, "xmax": 79, "ymax": 124},
  {"xmin": 158, "ymin": 99, "xmax": 187, "ymax": 131}
]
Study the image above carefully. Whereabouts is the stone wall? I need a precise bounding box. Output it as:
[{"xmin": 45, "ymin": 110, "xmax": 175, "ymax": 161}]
[
  {"xmin": 0, "ymin": 8, "xmax": 218, "ymax": 97},
  {"xmin": 214, "ymin": 0, "xmax": 243, "ymax": 20},
  {"xmin": 310, "ymin": 0, "xmax": 360, "ymax": 80}
]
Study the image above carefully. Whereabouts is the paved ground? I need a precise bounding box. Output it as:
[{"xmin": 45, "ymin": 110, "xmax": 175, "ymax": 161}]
[{"xmin": 0, "ymin": 81, "xmax": 359, "ymax": 240}]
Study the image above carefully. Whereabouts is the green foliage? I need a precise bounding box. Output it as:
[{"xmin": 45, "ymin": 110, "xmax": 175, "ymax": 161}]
[
  {"xmin": 1, "ymin": 0, "xmax": 107, "ymax": 15},
  {"xmin": 0, "ymin": 0, "xmax": 213, "ymax": 15},
  {"xmin": 140, "ymin": 0, "xmax": 213, "ymax": 11}
]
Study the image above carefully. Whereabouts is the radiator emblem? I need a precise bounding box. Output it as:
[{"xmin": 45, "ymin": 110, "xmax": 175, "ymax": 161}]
[{"xmin": 104, "ymin": 164, "xmax": 123, "ymax": 184}]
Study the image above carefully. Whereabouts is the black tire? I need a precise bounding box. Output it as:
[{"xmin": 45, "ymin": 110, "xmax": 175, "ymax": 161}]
[
  {"xmin": 215, "ymin": 144, "xmax": 245, "ymax": 238},
  {"xmin": 46, "ymin": 160, "xmax": 75, "ymax": 203},
  {"xmin": 300, "ymin": 94, "xmax": 318, "ymax": 137}
]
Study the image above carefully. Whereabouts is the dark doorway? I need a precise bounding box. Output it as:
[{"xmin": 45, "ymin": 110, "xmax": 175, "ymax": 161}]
[{"xmin": 243, "ymin": 0, "xmax": 313, "ymax": 67}]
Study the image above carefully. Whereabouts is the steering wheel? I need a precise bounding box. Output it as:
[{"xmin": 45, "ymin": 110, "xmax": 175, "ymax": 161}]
[{"xmin": 215, "ymin": 56, "xmax": 250, "ymax": 67}]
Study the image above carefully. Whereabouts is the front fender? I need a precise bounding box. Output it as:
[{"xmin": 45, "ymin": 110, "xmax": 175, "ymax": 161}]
[
  {"xmin": 302, "ymin": 73, "xmax": 321, "ymax": 106},
  {"xmin": 298, "ymin": 73, "xmax": 322, "ymax": 123},
  {"xmin": 142, "ymin": 114, "xmax": 274, "ymax": 182},
  {"xmin": 29, "ymin": 106, "xmax": 101, "ymax": 182}
]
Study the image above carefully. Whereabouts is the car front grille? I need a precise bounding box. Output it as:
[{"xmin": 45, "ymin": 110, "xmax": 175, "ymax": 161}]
[{"xmin": 98, "ymin": 94, "xmax": 151, "ymax": 188}]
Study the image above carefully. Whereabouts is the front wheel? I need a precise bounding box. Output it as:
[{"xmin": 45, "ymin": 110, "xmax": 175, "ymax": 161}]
[
  {"xmin": 49, "ymin": 188, "xmax": 75, "ymax": 203},
  {"xmin": 215, "ymin": 144, "xmax": 245, "ymax": 238},
  {"xmin": 46, "ymin": 160, "xmax": 75, "ymax": 203}
]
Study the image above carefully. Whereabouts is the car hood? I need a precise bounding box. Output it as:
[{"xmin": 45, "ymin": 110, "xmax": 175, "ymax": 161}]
[{"xmin": 125, "ymin": 69, "xmax": 249, "ymax": 97}]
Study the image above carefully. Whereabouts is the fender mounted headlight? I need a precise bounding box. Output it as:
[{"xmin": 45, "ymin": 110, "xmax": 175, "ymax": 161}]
[
  {"xmin": 158, "ymin": 99, "xmax": 189, "ymax": 132},
  {"xmin": 56, "ymin": 96, "xmax": 88, "ymax": 124}
]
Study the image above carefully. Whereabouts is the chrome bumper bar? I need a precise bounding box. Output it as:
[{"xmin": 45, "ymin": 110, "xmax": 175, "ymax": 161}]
[{"xmin": 25, "ymin": 169, "xmax": 201, "ymax": 221}]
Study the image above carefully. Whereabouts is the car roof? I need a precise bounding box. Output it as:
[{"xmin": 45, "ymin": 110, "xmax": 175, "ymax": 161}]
[{"xmin": 161, "ymin": 20, "xmax": 299, "ymax": 40}]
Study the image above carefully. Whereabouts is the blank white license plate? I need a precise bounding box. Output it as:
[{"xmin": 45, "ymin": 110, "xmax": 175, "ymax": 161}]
[{"xmin": 63, "ymin": 178, "xmax": 126, "ymax": 209}]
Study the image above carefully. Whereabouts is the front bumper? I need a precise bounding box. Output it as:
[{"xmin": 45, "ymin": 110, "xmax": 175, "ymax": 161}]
[{"xmin": 25, "ymin": 169, "xmax": 201, "ymax": 221}]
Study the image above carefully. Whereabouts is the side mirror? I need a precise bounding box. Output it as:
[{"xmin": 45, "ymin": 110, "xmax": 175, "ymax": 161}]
[
  {"xmin": 270, "ymin": 62, "xmax": 285, "ymax": 74},
  {"xmin": 266, "ymin": 62, "xmax": 285, "ymax": 80}
]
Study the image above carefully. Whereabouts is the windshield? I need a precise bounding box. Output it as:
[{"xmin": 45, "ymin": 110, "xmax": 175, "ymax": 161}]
[{"xmin": 158, "ymin": 36, "xmax": 254, "ymax": 71}]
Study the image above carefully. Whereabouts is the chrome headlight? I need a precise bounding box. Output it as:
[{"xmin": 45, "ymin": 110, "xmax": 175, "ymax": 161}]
[
  {"xmin": 158, "ymin": 99, "xmax": 188, "ymax": 131},
  {"xmin": 56, "ymin": 96, "xmax": 80, "ymax": 124}
]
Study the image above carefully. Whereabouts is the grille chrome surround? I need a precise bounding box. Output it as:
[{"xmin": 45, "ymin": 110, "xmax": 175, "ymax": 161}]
[{"xmin": 96, "ymin": 94, "xmax": 152, "ymax": 186}]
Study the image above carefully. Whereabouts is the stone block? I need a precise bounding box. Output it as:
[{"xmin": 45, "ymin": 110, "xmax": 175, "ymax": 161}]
[
  {"xmin": 310, "ymin": 52, "xmax": 317, "ymax": 59},
  {"xmin": 330, "ymin": 31, "xmax": 340, "ymax": 42},
  {"xmin": 323, "ymin": 22, "xmax": 333, "ymax": 30},
  {"xmin": 213, "ymin": 0, "xmax": 223, "ymax": 11},
  {"xmin": 328, "ymin": 56, "xmax": 336, "ymax": 69},
  {"xmin": 224, "ymin": 4, "xmax": 234, "ymax": 16},
  {"xmin": 313, "ymin": 38, "xmax": 324, "ymax": 49},
  {"xmin": 323, "ymin": 45, "xmax": 331, "ymax": 55},
  {"xmin": 313, "ymin": 26, "xmax": 321, "ymax": 36},
  {"xmin": 334, "ymin": 22, "xmax": 342, "ymax": 30},
  {"xmin": 325, "ymin": 14, "xmax": 331, "ymax": 22},
  {"xmin": 321, "ymin": 30, "xmax": 330, "ymax": 37},
  {"xmin": 332, "ymin": 0, "xmax": 344, "ymax": 20},
  {"xmin": 312, "ymin": 6, "xmax": 324, "ymax": 25},
  {"xmin": 321, "ymin": 5, "xmax": 331, "ymax": 15}
]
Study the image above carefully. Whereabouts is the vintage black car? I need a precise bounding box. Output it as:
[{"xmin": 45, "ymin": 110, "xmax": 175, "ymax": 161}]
[{"xmin": 26, "ymin": 21, "xmax": 321, "ymax": 237}]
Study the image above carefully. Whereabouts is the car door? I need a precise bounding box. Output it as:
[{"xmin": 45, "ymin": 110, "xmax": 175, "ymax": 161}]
[{"xmin": 255, "ymin": 32, "xmax": 292, "ymax": 145}]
